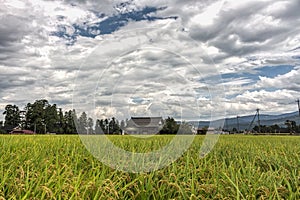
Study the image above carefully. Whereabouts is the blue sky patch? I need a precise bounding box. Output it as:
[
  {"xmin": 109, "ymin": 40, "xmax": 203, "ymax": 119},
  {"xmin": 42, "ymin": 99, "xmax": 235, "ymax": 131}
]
[
  {"xmin": 222, "ymin": 65, "xmax": 294, "ymax": 83},
  {"xmin": 52, "ymin": 5, "xmax": 177, "ymax": 44},
  {"xmin": 254, "ymin": 65, "xmax": 294, "ymax": 78}
]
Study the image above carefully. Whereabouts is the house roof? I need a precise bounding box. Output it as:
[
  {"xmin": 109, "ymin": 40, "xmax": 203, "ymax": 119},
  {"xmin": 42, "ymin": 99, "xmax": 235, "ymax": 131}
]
[
  {"xmin": 10, "ymin": 129, "xmax": 35, "ymax": 134},
  {"xmin": 129, "ymin": 117, "xmax": 163, "ymax": 127}
]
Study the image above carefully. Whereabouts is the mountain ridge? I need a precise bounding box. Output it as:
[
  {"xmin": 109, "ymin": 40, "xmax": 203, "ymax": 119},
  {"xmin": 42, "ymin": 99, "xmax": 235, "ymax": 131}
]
[{"xmin": 188, "ymin": 111, "xmax": 300, "ymax": 130}]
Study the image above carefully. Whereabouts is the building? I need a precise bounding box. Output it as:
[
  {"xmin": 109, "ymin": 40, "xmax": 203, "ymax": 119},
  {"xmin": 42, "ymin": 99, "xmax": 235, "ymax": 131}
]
[
  {"xmin": 124, "ymin": 117, "xmax": 164, "ymax": 135},
  {"xmin": 197, "ymin": 127, "xmax": 217, "ymax": 135},
  {"xmin": 10, "ymin": 127, "xmax": 35, "ymax": 134}
]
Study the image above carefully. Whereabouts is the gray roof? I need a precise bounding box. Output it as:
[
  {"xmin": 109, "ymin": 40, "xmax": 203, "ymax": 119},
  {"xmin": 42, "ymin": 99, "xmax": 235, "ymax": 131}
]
[{"xmin": 128, "ymin": 117, "xmax": 163, "ymax": 127}]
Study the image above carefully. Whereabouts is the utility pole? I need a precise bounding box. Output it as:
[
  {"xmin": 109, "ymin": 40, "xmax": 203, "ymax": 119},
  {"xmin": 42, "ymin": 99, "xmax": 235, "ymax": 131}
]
[
  {"xmin": 248, "ymin": 109, "xmax": 262, "ymax": 133},
  {"xmin": 296, "ymin": 99, "xmax": 300, "ymax": 129},
  {"xmin": 296, "ymin": 99, "xmax": 300, "ymax": 117},
  {"xmin": 225, "ymin": 118, "xmax": 228, "ymax": 132},
  {"xmin": 257, "ymin": 109, "xmax": 260, "ymax": 133},
  {"xmin": 237, "ymin": 116, "xmax": 240, "ymax": 133}
]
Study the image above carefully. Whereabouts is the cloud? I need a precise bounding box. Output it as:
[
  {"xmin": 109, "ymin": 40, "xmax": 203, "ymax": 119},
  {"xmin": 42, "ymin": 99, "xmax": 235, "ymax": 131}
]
[
  {"xmin": 256, "ymin": 69, "xmax": 300, "ymax": 91},
  {"xmin": 188, "ymin": 0, "xmax": 300, "ymax": 61},
  {"xmin": 0, "ymin": 0, "xmax": 300, "ymax": 123}
]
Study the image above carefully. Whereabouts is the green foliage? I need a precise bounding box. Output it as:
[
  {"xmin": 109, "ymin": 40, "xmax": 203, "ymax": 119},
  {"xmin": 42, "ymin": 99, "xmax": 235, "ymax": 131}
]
[
  {"xmin": 197, "ymin": 126, "xmax": 208, "ymax": 135},
  {"xmin": 285, "ymin": 120, "xmax": 298, "ymax": 133},
  {"xmin": 63, "ymin": 110, "xmax": 77, "ymax": 134},
  {"xmin": 232, "ymin": 127, "xmax": 238, "ymax": 133},
  {"xmin": 0, "ymin": 123, "xmax": 5, "ymax": 134},
  {"xmin": 109, "ymin": 117, "xmax": 121, "ymax": 134},
  {"xmin": 95, "ymin": 119, "xmax": 103, "ymax": 134},
  {"xmin": 3, "ymin": 104, "xmax": 21, "ymax": 128},
  {"xmin": 160, "ymin": 117, "xmax": 179, "ymax": 134},
  {"xmin": 96, "ymin": 117, "xmax": 121, "ymax": 134},
  {"xmin": 178, "ymin": 121, "xmax": 194, "ymax": 134},
  {"xmin": 24, "ymin": 100, "xmax": 50, "ymax": 133},
  {"xmin": 2, "ymin": 100, "xmax": 77, "ymax": 134},
  {"xmin": 0, "ymin": 135, "xmax": 299, "ymax": 199},
  {"xmin": 77, "ymin": 112, "xmax": 88, "ymax": 134},
  {"xmin": 252, "ymin": 122, "xmax": 298, "ymax": 134},
  {"xmin": 87, "ymin": 117, "xmax": 94, "ymax": 134}
]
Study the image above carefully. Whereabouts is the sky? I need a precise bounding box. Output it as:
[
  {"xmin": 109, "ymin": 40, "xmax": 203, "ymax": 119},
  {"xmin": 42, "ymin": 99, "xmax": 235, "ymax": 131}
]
[{"xmin": 0, "ymin": 0, "xmax": 300, "ymax": 122}]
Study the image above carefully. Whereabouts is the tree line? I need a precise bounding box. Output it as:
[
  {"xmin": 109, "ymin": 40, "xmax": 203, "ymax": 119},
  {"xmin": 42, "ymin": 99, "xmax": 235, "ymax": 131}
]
[
  {"xmin": 2, "ymin": 99, "xmax": 299, "ymax": 135},
  {"xmin": 253, "ymin": 120, "xmax": 299, "ymax": 134},
  {"xmin": 0, "ymin": 99, "xmax": 183, "ymax": 134},
  {"xmin": 228, "ymin": 119, "xmax": 299, "ymax": 134},
  {"xmin": 1, "ymin": 99, "xmax": 75, "ymax": 134},
  {"xmin": 0, "ymin": 99, "xmax": 123, "ymax": 134}
]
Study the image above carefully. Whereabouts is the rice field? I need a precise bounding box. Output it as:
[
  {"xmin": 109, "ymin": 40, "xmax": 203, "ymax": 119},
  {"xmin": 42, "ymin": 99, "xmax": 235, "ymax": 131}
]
[{"xmin": 0, "ymin": 135, "xmax": 299, "ymax": 199}]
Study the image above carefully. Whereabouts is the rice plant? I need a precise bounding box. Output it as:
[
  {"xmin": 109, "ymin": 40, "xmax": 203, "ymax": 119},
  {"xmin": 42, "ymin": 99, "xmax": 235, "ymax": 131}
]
[{"xmin": 0, "ymin": 135, "xmax": 299, "ymax": 199}]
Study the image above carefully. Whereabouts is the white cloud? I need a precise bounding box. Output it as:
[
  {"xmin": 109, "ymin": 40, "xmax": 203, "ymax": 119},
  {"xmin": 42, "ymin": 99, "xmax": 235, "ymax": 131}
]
[
  {"xmin": 0, "ymin": 0, "xmax": 300, "ymax": 123},
  {"xmin": 256, "ymin": 69, "xmax": 300, "ymax": 91},
  {"xmin": 189, "ymin": 1, "xmax": 224, "ymax": 26},
  {"xmin": 225, "ymin": 89, "xmax": 299, "ymax": 117}
]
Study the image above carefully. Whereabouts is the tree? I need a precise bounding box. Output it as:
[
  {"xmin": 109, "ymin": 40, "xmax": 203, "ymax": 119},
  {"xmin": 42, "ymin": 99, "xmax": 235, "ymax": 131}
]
[
  {"xmin": 197, "ymin": 126, "xmax": 208, "ymax": 135},
  {"xmin": 270, "ymin": 124, "xmax": 280, "ymax": 133},
  {"xmin": 94, "ymin": 118, "xmax": 122, "ymax": 135},
  {"xmin": 87, "ymin": 117, "xmax": 94, "ymax": 134},
  {"xmin": 70, "ymin": 109, "xmax": 77, "ymax": 134},
  {"xmin": 232, "ymin": 127, "xmax": 238, "ymax": 133},
  {"xmin": 285, "ymin": 120, "xmax": 297, "ymax": 133},
  {"xmin": 2, "ymin": 100, "xmax": 82, "ymax": 134},
  {"xmin": 95, "ymin": 119, "xmax": 104, "ymax": 134},
  {"xmin": 120, "ymin": 120, "xmax": 125, "ymax": 134},
  {"xmin": 62, "ymin": 110, "xmax": 77, "ymax": 134},
  {"xmin": 0, "ymin": 121, "xmax": 5, "ymax": 134},
  {"xmin": 110, "ymin": 117, "xmax": 121, "ymax": 134},
  {"xmin": 159, "ymin": 117, "xmax": 179, "ymax": 134},
  {"xmin": 44, "ymin": 104, "xmax": 59, "ymax": 133},
  {"xmin": 253, "ymin": 125, "xmax": 270, "ymax": 133},
  {"xmin": 104, "ymin": 118, "xmax": 109, "ymax": 134},
  {"xmin": 57, "ymin": 108, "xmax": 64, "ymax": 134},
  {"xmin": 24, "ymin": 99, "xmax": 50, "ymax": 133},
  {"xmin": 178, "ymin": 121, "xmax": 193, "ymax": 134},
  {"xmin": 100, "ymin": 119, "xmax": 106, "ymax": 134},
  {"xmin": 3, "ymin": 104, "xmax": 21, "ymax": 128},
  {"xmin": 78, "ymin": 112, "xmax": 88, "ymax": 134}
]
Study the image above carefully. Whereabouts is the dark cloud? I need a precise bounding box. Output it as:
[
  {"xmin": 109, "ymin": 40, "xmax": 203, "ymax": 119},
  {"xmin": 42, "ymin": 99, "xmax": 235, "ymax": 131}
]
[
  {"xmin": 272, "ymin": 0, "xmax": 300, "ymax": 20},
  {"xmin": 189, "ymin": 1, "xmax": 269, "ymax": 42},
  {"xmin": 51, "ymin": 99, "xmax": 73, "ymax": 106},
  {"xmin": 0, "ymin": 77, "xmax": 35, "ymax": 90},
  {"xmin": 0, "ymin": 15, "xmax": 30, "ymax": 47},
  {"xmin": 189, "ymin": 1, "xmax": 300, "ymax": 59}
]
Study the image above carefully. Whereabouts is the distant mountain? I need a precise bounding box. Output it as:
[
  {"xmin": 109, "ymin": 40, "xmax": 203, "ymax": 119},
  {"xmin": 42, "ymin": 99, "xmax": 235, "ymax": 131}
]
[{"xmin": 188, "ymin": 111, "xmax": 300, "ymax": 131}]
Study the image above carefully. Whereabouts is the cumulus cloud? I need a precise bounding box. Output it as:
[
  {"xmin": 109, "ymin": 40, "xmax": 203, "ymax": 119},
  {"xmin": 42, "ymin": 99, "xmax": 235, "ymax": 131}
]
[
  {"xmin": 256, "ymin": 69, "xmax": 300, "ymax": 91},
  {"xmin": 0, "ymin": 0, "xmax": 300, "ymax": 122}
]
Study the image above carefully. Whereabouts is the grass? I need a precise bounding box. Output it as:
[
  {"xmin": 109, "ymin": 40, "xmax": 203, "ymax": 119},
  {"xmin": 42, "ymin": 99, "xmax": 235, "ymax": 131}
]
[{"xmin": 0, "ymin": 135, "xmax": 299, "ymax": 199}]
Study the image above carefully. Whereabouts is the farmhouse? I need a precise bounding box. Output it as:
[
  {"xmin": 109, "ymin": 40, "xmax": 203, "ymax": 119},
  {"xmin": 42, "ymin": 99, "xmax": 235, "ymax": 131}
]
[
  {"xmin": 124, "ymin": 117, "xmax": 164, "ymax": 134},
  {"xmin": 197, "ymin": 127, "xmax": 215, "ymax": 135},
  {"xmin": 10, "ymin": 127, "xmax": 35, "ymax": 135}
]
